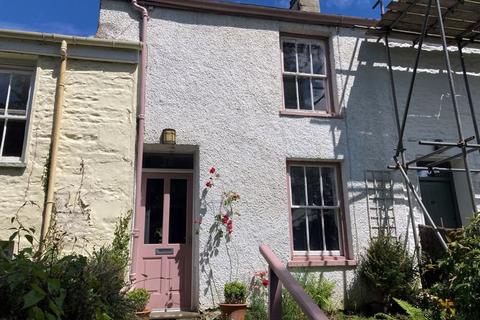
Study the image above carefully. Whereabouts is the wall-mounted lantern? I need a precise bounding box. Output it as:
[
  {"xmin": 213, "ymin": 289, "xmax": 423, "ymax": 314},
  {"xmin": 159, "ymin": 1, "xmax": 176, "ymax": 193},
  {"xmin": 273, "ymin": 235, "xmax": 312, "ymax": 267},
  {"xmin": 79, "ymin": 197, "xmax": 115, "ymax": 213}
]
[{"xmin": 161, "ymin": 128, "xmax": 176, "ymax": 145}]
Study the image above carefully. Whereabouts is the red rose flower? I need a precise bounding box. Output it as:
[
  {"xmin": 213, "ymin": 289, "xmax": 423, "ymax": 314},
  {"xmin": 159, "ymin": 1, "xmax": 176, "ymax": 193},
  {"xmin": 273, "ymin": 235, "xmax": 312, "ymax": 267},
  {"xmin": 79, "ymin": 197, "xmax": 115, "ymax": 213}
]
[
  {"xmin": 209, "ymin": 166, "xmax": 216, "ymax": 174},
  {"xmin": 262, "ymin": 279, "xmax": 269, "ymax": 287},
  {"xmin": 222, "ymin": 214, "xmax": 230, "ymax": 225},
  {"xmin": 226, "ymin": 220, "xmax": 233, "ymax": 234},
  {"xmin": 206, "ymin": 180, "xmax": 213, "ymax": 188}
]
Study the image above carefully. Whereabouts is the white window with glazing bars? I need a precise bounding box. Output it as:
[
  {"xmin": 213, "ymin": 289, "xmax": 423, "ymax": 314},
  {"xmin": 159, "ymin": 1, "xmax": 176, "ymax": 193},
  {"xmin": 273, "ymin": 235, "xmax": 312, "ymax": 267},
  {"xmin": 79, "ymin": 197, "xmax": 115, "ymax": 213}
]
[
  {"xmin": 0, "ymin": 69, "xmax": 33, "ymax": 163},
  {"xmin": 281, "ymin": 37, "xmax": 331, "ymax": 113},
  {"xmin": 289, "ymin": 164, "xmax": 342, "ymax": 256}
]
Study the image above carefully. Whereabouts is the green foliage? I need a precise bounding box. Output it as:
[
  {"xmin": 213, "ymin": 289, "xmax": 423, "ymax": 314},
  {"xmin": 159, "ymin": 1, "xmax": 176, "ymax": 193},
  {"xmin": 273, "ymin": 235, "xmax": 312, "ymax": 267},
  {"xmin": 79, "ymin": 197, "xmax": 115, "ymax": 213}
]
[
  {"xmin": 0, "ymin": 226, "xmax": 66, "ymax": 320},
  {"xmin": 126, "ymin": 288, "xmax": 150, "ymax": 312},
  {"xmin": 245, "ymin": 290, "xmax": 268, "ymax": 320},
  {"xmin": 331, "ymin": 315, "xmax": 376, "ymax": 320},
  {"xmin": 426, "ymin": 213, "xmax": 480, "ymax": 319},
  {"xmin": 111, "ymin": 210, "xmax": 132, "ymax": 266},
  {"xmin": 358, "ymin": 234, "xmax": 418, "ymax": 306},
  {"xmin": 0, "ymin": 213, "xmax": 136, "ymax": 320},
  {"xmin": 282, "ymin": 273, "xmax": 335, "ymax": 320},
  {"xmin": 373, "ymin": 298, "xmax": 430, "ymax": 320},
  {"xmin": 224, "ymin": 281, "xmax": 247, "ymax": 304},
  {"xmin": 393, "ymin": 298, "xmax": 428, "ymax": 320}
]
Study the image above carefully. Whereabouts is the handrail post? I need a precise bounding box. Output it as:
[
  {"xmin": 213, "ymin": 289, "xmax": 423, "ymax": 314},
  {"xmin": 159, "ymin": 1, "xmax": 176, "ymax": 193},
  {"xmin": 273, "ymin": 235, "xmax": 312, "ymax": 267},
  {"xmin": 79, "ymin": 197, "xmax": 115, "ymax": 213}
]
[
  {"xmin": 260, "ymin": 245, "xmax": 330, "ymax": 320},
  {"xmin": 269, "ymin": 268, "xmax": 282, "ymax": 319}
]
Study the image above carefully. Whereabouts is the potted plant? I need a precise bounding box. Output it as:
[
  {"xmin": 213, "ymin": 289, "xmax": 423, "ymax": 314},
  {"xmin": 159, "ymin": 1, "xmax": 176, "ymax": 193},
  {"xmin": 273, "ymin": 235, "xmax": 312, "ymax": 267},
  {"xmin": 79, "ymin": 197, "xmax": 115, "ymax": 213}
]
[
  {"xmin": 126, "ymin": 288, "xmax": 151, "ymax": 319},
  {"xmin": 219, "ymin": 281, "xmax": 248, "ymax": 320}
]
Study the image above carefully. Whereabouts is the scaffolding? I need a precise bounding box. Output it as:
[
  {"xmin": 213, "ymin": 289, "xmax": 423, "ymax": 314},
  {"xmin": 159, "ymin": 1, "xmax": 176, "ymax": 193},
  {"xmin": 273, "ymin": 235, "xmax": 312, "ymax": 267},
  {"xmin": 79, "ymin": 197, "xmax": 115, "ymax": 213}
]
[{"xmin": 367, "ymin": 0, "xmax": 480, "ymax": 257}]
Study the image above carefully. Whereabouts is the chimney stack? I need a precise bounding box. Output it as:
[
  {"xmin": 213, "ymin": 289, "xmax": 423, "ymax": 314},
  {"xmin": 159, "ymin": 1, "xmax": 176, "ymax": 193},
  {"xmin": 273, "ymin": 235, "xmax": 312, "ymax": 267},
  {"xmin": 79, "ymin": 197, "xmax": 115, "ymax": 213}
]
[{"xmin": 289, "ymin": 0, "xmax": 320, "ymax": 12}]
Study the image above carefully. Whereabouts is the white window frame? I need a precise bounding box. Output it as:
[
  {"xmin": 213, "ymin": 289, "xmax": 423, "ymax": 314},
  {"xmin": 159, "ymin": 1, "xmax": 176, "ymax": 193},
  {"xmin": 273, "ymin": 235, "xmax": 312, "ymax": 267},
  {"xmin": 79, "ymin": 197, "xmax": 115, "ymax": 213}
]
[
  {"xmin": 281, "ymin": 37, "xmax": 332, "ymax": 114},
  {"xmin": 288, "ymin": 163, "xmax": 343, "ymax": 257},
  {"xmin": 0, "ymin": 68, "xmax": 34, "ymax": 164}
]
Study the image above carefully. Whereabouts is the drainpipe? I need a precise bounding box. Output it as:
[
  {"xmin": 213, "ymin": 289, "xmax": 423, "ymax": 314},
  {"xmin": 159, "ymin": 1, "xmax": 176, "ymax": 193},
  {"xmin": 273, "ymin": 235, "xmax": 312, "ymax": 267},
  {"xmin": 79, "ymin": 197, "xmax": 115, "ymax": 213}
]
[
  {"xmin": 130, "ymin": 0, "xmax": 148, "ymax": 282},
  {"xmin": 40, "ymin": 40, "xmax": 68, "ymax": 250}
]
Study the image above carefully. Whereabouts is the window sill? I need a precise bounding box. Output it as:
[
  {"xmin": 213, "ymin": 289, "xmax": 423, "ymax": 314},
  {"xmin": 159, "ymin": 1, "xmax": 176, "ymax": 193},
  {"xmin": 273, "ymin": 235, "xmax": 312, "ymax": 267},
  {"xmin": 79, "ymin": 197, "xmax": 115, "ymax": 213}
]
[
  {"xmin": 0, "ymin": 161, "xmax": 27, "ymax": 168},
  {"xmin": 279, "ymin": 110, "xmax": 342, "ymax": 119},
  {"xmin": 288, "ymin": 257, "xmax": 357, "ymax": 268}
]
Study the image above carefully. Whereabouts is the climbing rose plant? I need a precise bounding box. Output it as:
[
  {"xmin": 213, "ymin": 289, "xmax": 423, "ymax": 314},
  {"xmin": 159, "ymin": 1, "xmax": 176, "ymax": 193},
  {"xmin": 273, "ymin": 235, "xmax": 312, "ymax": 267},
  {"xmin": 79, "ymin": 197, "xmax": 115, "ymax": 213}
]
[
  {"xmin": 253, "ymin": 271, "xmax": 270, "ymax": 288},
  {"xmin": 204, "ymin": 166, "xmax": 241, "ymax": 236}
]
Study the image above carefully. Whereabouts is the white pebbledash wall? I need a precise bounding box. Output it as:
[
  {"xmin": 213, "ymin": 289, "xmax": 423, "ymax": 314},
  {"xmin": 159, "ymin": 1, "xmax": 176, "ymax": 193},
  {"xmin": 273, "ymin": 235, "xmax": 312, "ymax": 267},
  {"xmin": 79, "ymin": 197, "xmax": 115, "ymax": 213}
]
[
  {"xmin": 0, "ymin": 53, "xmax": 138, "ymax": 250},
  {"xmin": 98, "ymin": 0, "xmax": 480, "ymax": 309}
]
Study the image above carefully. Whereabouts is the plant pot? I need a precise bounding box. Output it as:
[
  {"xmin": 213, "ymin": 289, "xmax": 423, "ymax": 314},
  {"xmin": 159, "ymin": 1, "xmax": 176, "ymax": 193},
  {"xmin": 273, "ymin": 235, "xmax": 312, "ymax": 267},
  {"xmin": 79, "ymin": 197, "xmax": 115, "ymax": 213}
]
[
  {"xmin": 219, "ymin": 303, "xmax": 247, "ymax": 320},
  {"xmin": 135, "ymin": 309, "xmax": 151, "ymax": 320}
]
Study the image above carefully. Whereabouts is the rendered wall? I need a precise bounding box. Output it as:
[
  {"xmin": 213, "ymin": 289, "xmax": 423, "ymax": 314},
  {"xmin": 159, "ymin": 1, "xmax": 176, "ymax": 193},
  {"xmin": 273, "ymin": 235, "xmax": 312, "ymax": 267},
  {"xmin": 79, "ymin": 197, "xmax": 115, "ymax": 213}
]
[
  {"xmin": 98, "ymin": 0, "xmax": 480, "ymax": 309},
  {"xmin": 0, "ymin": 53, "xmax": 138, "ymax": 251}
]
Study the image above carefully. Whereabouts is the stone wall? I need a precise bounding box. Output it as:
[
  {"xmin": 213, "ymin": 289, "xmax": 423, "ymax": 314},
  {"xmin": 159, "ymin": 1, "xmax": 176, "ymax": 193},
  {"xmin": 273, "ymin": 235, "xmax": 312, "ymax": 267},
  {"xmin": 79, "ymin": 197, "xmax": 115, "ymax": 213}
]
[{"xmin": 0, "ymin": 53, "xmax": 138, "ymax": 251}]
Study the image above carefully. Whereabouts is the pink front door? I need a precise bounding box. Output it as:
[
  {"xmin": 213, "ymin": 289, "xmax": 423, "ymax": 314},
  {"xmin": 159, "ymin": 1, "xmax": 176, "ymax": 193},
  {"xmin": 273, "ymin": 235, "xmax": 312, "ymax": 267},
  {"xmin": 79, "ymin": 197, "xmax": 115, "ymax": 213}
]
[{"xmin": 133, "ymin": 173, "xmax": 193, "ymax": 311}]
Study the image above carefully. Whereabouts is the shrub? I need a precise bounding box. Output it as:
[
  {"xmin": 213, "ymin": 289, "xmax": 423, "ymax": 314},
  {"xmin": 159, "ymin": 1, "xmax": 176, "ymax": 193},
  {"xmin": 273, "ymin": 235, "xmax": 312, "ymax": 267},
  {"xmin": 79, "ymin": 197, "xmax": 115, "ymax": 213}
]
[
  {"xmin": 0, "ymin": 223, "xmax": 66, "ymax": 320},
  {"xmin": 0, "ymin": 212, "xmax": 135, "ymax": 320},
  {"xmin": 126, "ymin": 288, "xmax": 151, "ymax": 312},
  {"xmin": 282, "ymin": 272, "xmax": 335, "ymax": 320},
  {"xmin": 224, "ymin": 281, "xmax": 247, "ymax": 304},
  {"xmin": 0, "ymin": 245, "xmax": 66, "ymax": 319},
  {"xmin": 375, "ymin": 298, "xmax": 431, "ymax": 320},
  {"xmin": 358, "ymin": 234, "xmax": 418, "ymax": 307},
  {"xmin": 427, "ymin": 213, "xmax": 480, "ymax": 319},
  {"xmin": 245, "ymin": 291, "xmax": 268, "ymax": 320}
]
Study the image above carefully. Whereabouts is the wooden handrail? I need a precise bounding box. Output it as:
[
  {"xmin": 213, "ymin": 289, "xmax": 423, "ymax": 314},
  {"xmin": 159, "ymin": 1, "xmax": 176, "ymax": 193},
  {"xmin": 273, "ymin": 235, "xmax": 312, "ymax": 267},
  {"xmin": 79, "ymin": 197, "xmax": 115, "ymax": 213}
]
[{"xmin": 259, "ymin": 245, "xmax": 330, "ymax": 320}]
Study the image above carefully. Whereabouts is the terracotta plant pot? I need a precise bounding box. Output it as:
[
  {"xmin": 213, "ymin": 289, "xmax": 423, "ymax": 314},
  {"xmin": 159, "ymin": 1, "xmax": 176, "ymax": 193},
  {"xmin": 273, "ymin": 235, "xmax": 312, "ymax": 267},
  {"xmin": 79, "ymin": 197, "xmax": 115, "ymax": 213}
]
[
  {"xmin": 219, "ymin": 303, "xmax": 247, "ymax": 320},
  {"xmin": 135, "ymin": 309, "xmax": 151, "ymax": 320}
]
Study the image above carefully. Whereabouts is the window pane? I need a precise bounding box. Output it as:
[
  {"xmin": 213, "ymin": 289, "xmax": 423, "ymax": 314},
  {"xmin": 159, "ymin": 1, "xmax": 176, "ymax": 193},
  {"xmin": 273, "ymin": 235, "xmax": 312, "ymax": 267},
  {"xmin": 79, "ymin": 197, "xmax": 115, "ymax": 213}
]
[
  {"xmin": 0, "ymin": 120, "xmax": 4, "ymax": 150},
  {"xmin": 307, "ymin": 209, "xmax": 324, "ymax": 251},
  {"xmin": 292, "ymin": 209, "xmax": 307, "ymax": 251},
  {"xmin": 290, "ymin": 166, "xmax": 306, "ymax": 205},
  {"xmin": 8, "ymin": 74, "xmax": 30, "ymax": 116},
  {"xmin": 145, "ymin": 179, "xmax": 164, "ymax": 244},
  {"xmin": 143, "ymin": 153, "xmax": 194, "ymax": 169},
  {"xmin": 298, "ymin": 78, "xmax": 312, "ymax": 110},
  {"xmin": 312, "ymin": 79, "xmax": 327, "ymax": 112},
  {"xmin": 283, "ymin": 42, "xmax": 297, "ymax": 72},
  {"xmin": 169, "ymin": 179, "xmax": 188, "ymax": 244},
  {"xmin": 312, "ymin": 45, "xmax": 325, "ymax": 75},
  {"xmin": 324, "ymin": 209, "xmax": 340, "ymax": 251},
  {"xmin": 2, "ymin": 120, "xmax": 26, "ymax": 157},
  {"xmin": 0, "ymin": 73, "xmax": 9, "ymax": 114},
  {"xmin": 322, "ymin": 167, "xmax": 337, "ymax": 206},
  {"xmin": 297, "ymin": 43, "xmax": 311, "ymax": 74},
  {"xmin": 306, "ymin": 167, "xmax": 321, "ymax": 206},
  {"xmin": 283, "ymin": 76, "xmax": 297, "ymax": 109}
]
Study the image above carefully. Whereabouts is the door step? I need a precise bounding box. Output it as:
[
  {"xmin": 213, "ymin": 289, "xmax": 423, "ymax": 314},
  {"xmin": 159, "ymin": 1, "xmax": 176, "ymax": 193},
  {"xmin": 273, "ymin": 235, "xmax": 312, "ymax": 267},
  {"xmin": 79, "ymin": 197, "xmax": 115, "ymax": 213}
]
[{"xmin": 150, "ymin": 311, "xmax": 201, "ymax": 319}]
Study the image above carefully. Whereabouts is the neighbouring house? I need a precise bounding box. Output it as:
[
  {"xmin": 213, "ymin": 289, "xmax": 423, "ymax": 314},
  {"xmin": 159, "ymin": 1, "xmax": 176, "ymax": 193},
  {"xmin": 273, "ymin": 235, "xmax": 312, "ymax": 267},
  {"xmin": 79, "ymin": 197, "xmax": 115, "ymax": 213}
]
[
  {"xmin": 0, "ymin": 29, "xmax": 141, "ymax": 254},
  {"xmin": 96, "ymin": 0, "xmax": 480, "ymax": 313}
]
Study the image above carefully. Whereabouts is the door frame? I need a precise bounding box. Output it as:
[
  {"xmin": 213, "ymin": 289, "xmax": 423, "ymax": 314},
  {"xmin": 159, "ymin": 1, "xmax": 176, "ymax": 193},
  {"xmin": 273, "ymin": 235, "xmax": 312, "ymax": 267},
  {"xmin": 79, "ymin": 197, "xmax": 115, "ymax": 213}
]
[
  {"xmin": 132, "ymin": 170, "xmax": 194, "ymax": 311},
  {"xmin": 417, "ymin": 160, "xmax": 462, "ymax": 228}
]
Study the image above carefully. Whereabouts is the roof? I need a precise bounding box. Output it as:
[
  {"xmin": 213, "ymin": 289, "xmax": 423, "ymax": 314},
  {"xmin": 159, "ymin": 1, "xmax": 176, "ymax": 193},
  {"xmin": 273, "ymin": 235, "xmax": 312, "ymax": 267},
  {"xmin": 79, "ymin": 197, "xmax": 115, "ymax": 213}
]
[
  {"xmin": 138, "ymin": 0, "xmax": 376, "ymax": 28},
  {"xmin": 0, "ymin": 28, "xmax": 141, "ymax": 50},
  {"xmin": 0, "ymin": 29, "xmax": 141, "ymax": 63},
  {"xmin": 367, "ymin": 0, "xmax": 480, "ymax": 46}
]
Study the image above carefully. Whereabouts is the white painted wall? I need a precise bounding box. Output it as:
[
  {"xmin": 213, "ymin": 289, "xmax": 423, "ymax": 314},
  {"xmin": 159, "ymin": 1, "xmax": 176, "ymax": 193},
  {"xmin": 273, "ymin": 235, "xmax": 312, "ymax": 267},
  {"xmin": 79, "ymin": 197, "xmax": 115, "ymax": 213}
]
[{"xmin": 98, "ymin": 0, "xmax": 480, "ymax": 309}]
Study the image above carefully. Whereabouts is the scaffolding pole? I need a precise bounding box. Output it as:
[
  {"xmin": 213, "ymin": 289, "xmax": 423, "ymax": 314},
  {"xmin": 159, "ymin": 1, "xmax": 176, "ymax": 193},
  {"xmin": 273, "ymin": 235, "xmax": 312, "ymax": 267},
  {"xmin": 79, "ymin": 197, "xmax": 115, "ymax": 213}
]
[
  {"xmin": 395, "ymin": 160, "xmax": 449, "ymax": 251},
  {"xmin": 458, "ymin": 41, "xmax": 480, "ymax": 149},
  {"xmin": 385, "ymin": 33, "xmax": 421, "ymax": 266},
  {"xmin": 388, "ymin": 165, "xmax": 480, "ymax": 174},
  {"xmin": 395, "ymin": 0, "xmax": 433, "ymax": 157},
  {"xmin": 434, "ymin": 0, "xmax": 477, "ymax": 214},
  {"xmin": 370, "ymin": 0, "xmax": 480, "ymax": 260}
]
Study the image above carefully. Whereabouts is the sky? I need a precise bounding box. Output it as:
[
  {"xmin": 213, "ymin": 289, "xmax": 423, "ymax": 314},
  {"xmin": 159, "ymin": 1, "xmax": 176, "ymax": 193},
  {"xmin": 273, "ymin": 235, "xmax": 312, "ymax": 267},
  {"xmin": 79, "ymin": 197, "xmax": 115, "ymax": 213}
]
[{"xmin": 0, "ymin": 0, "xmax": 381, "ymax": 37}]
